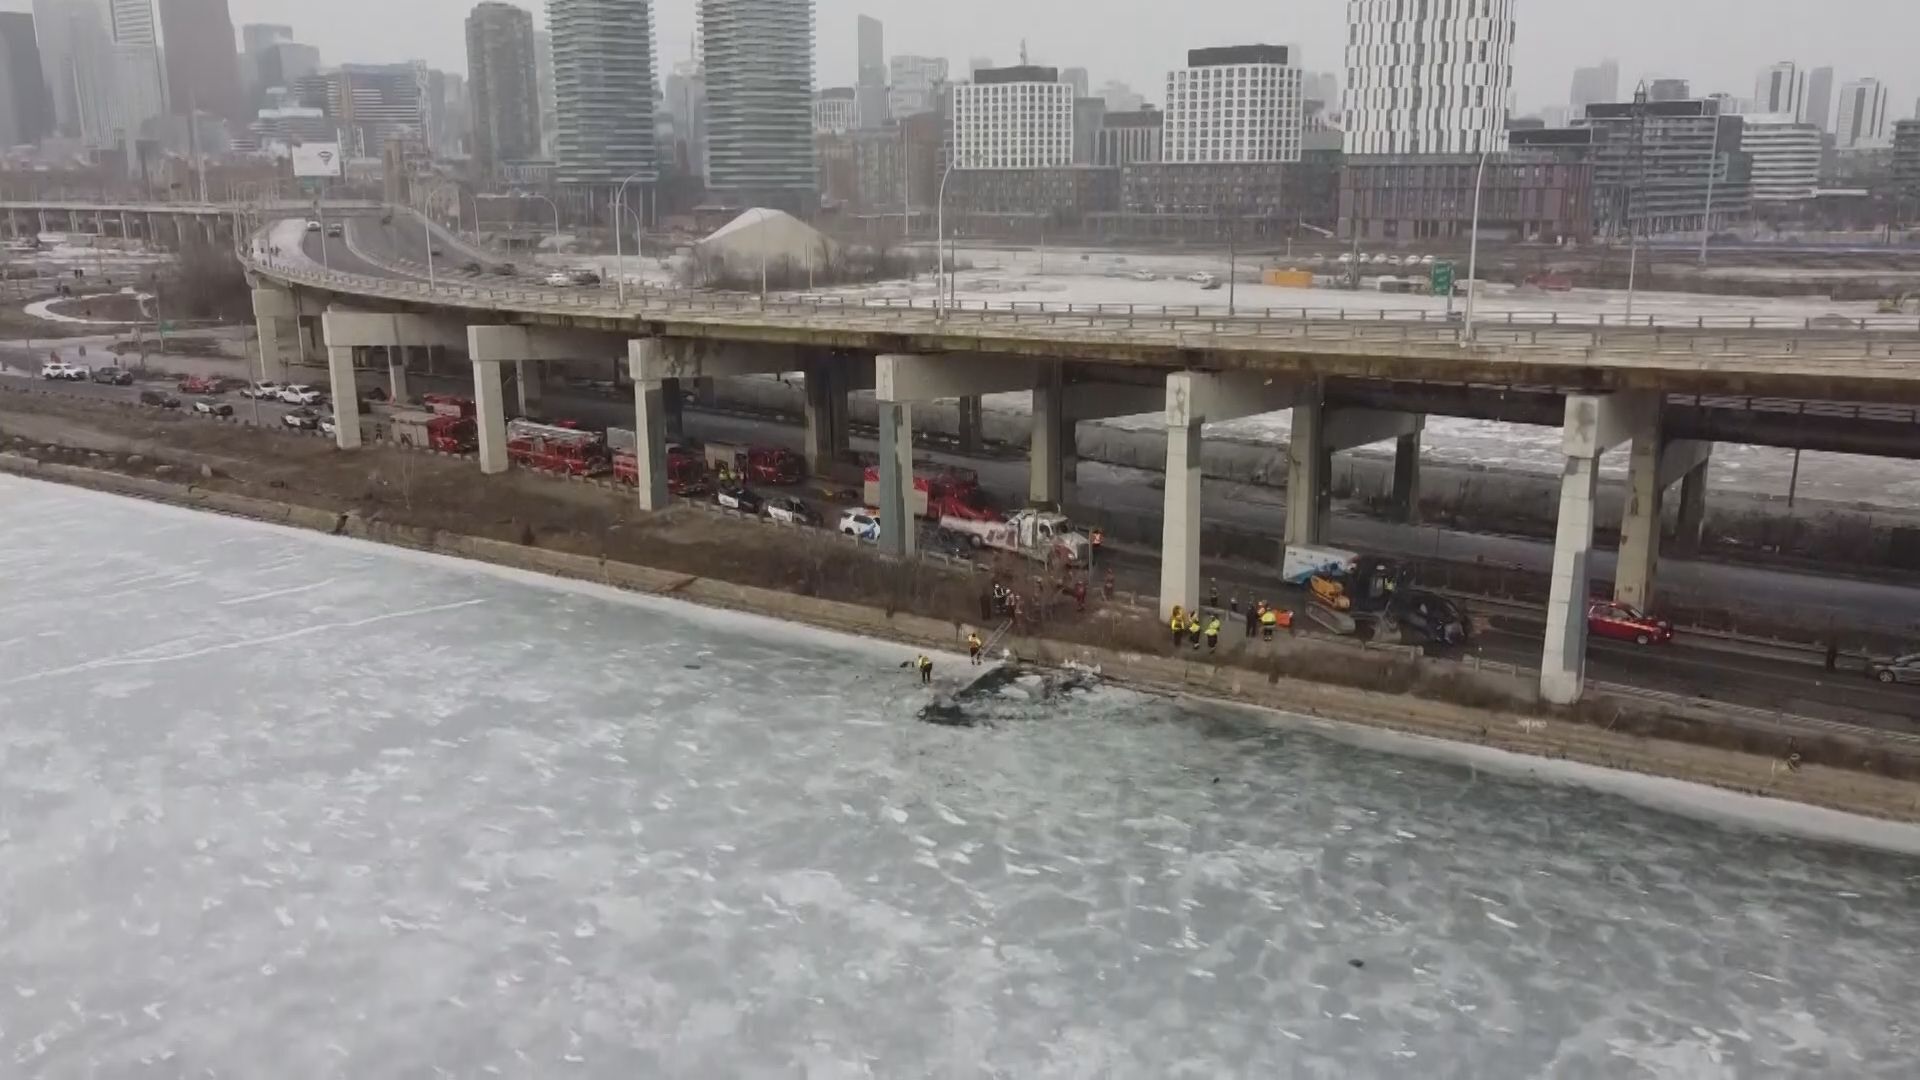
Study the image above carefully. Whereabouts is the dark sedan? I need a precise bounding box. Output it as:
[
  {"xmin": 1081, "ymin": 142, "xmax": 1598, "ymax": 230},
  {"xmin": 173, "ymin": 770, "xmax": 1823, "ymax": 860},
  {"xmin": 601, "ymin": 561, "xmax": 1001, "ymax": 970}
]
[
  {"xmin": 90, "ymin": 366, "xmax": 134, "ymax": 386},
  {"xmin": 715, "ymin": 485, "xmax": 764, "ymax": 515}
]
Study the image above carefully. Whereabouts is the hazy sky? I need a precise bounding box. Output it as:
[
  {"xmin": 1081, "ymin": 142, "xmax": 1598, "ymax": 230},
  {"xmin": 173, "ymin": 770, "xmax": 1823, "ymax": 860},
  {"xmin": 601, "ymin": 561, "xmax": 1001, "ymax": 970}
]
[{"xmin": 13, "ymin": 0, "xmax": 1918, "ymax": 117}]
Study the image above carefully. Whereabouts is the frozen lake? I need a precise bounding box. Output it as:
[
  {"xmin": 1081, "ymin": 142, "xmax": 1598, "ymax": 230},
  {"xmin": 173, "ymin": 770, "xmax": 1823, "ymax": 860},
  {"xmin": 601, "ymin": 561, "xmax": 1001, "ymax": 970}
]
[{"xmin": 3, "ymin": 476, "xmax": 1918, "ymax": 1077}]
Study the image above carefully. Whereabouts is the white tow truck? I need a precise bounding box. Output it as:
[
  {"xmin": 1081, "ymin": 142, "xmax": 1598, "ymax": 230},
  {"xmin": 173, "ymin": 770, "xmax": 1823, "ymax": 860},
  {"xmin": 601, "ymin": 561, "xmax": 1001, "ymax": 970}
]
[{"xmin": 937, "ymin": 509, "xmax": 1091, "ymax": 567}]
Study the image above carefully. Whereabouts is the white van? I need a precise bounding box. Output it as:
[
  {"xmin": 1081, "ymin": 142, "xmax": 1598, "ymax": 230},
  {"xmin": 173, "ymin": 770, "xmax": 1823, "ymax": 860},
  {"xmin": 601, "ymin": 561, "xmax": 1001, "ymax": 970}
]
[{"xmin": 1282, "ymin": 545, "xmax": 1359, "ymax": 586}]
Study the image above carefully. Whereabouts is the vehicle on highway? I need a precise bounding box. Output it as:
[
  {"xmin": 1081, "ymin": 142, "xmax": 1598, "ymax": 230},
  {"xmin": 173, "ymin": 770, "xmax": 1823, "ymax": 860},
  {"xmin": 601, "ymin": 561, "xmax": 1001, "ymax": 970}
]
[
  {"xmin": 192, "ymin": 398, "xmax": 234, "ymax": 417},
  {"xmin": 239, "ymin": 381, "xmax": 283, "ymax": 399},
  {"xmin": 938, "ymin": 509, "xmax": 1091, "ymax": 567},
  {"xmin": 278, "ymin": 384, "xmax": 324, "ymax": 406},
  {"xmin": 1586, "ymin": 601, "xmax": 1673, "ymax": 646},
  {"xmin": 542, "ymin": 270, "xmax": 574, "ymax": 287},
  {"xmin": 325, "ymin": 223, "xmax": 343, "ymax": 238},
  {"xmin": 40, "ymin": 361, "xmax": 86, "ymax": 380},
  {"xmin": 461, "ymin": 261, "xmax": 483, "ymax": 274},
  {"xmin": 763, "ymin": 496, "xmax": 820, "ymax": 527},
  {"xmin": 1867, "ymin": 654, "xmax": 1920, "ymax": 686},
  {"xmin": 839, "ymin": 507, "xmax": 881, "ymax": 542},
  {"xmin": 715, "ymin": 485, "xmax": 764, "ymax": 515},
  {"xmin": 1186, "ymin": 271, "xmax": 1215, "ymax": 284},
  {"xmin": 567, "ymin": 268, "xmax": 602, "ymax": 286},
  {"xmin": 282, "ymin": 408, "xmax": 321, "ymax": 430},
  {"xmin": 1201, "ymin": 278, "xmax": 1224, "ymax": 291},
  {"xmin": 178, "ymin": 374, "xmax": 221, "ymax": 395},
  {"xmin": 89, "ymin": 366, "xmax": 133, "ymax": 385},
  {"xmin": 429, "ymin": 247, "xmax": 443, "ymax": 257},
  {"xmin": 320, "ymin": 415, "xmax": 338, "ymax": 436},
  {"xmin": 1130, "ymin": 269, "xmax": 1157, "ymax": 282},
  {"xmin": 138, "ymin": 389, "xmax": 180, "ymax": 408},
  {"xmin": 493, "ymin": 263, "xmax": 517, "ymax": 276},
  {"xmin": 305, "ymin": 220, "xmax": 321, "ymax": 232}
]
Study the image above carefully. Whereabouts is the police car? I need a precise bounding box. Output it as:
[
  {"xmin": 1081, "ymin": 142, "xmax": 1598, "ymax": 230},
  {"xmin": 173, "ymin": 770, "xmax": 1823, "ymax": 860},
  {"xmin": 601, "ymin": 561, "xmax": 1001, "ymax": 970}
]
[
  {"xmin": 838, "ymin": 507, "xmax": 881, "ymax": 542},
  {"xmin": 764, "ymin": 496, "xmax": 819, "ymax": 527}
]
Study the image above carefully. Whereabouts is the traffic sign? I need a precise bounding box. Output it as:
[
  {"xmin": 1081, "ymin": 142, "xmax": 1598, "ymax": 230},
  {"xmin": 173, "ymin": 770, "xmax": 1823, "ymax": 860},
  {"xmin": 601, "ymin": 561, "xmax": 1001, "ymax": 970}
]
[{"xmin": 1430, "ymin": 261, "xmax": 1455, "ymax": 296}]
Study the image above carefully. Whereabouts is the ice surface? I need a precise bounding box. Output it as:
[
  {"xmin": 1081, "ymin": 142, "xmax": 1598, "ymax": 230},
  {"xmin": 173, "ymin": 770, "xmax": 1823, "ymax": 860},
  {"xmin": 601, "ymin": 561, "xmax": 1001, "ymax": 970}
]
[{"xmin": 3, "ymin": 475, "xmax": 1918, "ymax": 1077}]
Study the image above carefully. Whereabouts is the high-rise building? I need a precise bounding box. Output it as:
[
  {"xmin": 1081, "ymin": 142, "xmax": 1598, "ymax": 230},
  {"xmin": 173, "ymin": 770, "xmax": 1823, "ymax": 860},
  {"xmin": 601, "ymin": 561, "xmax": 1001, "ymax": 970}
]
[
  {"xmin": 1836, "ymin": 77, "xmax": 1890, "ymax": 149},
  {"xmin": 240, "ymin": 23, "xmax": 291, "ymax": 54},
  {"xmin": 107, "ymin": 0, "xmax": 165, "ymax": 141},
  {"xmin": 1095, "ymin": 108, "xmax": 1162, "ymax": 166},
  {"xmin": 1570, "ymin": 60, "xmax": 1618, "ymax": 112},
  {"xmin": 664, "ymin": 59, "xmax": 708, "ymax": 178},
  {"xmin": 34, "ymin": 0, "xmax": 117, "ymax": 142},
  {"xmin": 550, "ymin": 0, "xmax": 659, "ymax": 189},
  {"xmin": 700, "ymin": 0, "xmax": 816, "ymax": 211},
  {"xmin": 1344, "ymin": 0, "xmax": 1517, "ymax": 155},
  {"xmin": 0, "ymin": 11, "xmax": 55, "ymax": 147},
  {"xmin": 158, "ymin": 0, "xmax": 245, "ymax": 123},
  {"xmin": 1740, "ymin": 113, "xmax": 1821, "ymax": 201},
  {"xmin": 1805, "ymin": 66, "xmax": 1834, "ymax": 133},
  {"xmin": 466, "ymin": 2, "xmax": 542, "ymax": 170},
  {"xmin": 533, "ymin": 30, "xmax": 555, "ymax": 157},
  {"xmin": 887, "ymin": 55, "xmax": 947, "ymax": 119},
  {"xmin": 1099, "ymin": 80, "xmax": 1144, "ymax": 113},
  {"xmin": 109, "ymin": 0, "xmax": 156, "ymax": 43},
  {"xmin": 854, "ymin": 13, "xmax": 885, "ymax": 129},
  {"xmin": 952, "ymin": 65, "xmax": 1073, "ymax": 169},
  {"xmin": 1893, "ymin": 120, "xmax": 1920, "ymax": 202},
  {"xmin": 813, "ymin": 87, "xmax": 856, "ymax": 134},
  {"xmin": 302, "ymin": 63, "xmax": 427, "ymax": 157},
  {"xmin": 1647, "ymin": 78, "xmax": 1691, "ymax": 103},
  {"xmin": 1579, "ymin": 97, "xmax": 1749, "ymax": 236},
  {"xmin": 1164, "ymin": 45, "xmax": 1302, "ymax": 165},
  {"xmin": 1753, "ymin": 61, "xmax": 1807, "ymax": 122},
  {"xmin": 1060, "ymin": 67, "xmax": 1089, "ymax": 100}
]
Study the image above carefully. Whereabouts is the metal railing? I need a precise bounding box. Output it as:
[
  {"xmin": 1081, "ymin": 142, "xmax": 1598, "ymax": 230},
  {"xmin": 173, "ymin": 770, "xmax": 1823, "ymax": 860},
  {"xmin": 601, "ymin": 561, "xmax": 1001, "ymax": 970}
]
[{"xmin": 241, "ymin": 245, "xmax": 1920, "ymax": 368}]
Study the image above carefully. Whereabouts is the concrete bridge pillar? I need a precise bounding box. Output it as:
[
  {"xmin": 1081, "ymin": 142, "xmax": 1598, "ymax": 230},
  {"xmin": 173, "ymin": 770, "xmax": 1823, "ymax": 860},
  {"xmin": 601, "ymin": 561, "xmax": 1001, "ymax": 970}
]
[
  {"xmin": 515, "ymin": 359, "xmax": 542, "ymax": 416},
  {"xmin": 662, "ymin": 378, "xmax": 684, "ymax": 441},
  {"xmin": 874, "ymin": 352, "xmax": 1040, "ymax": 556},
  {"xmin": 473, "ymin": 359, "xmax": 510, "ymax": 474},
  {"xmin": 631, "ymin": 337, "xmax": 823, "ymax": 506},
  {"xmin": 1287, "ymin": 397, "xmax": 1426, "ymax": 547},
  {"xmin": 1158, "ymin": 371, "xmax": 1305, "ymax": 619},
  {"xmin": 1392, "ymin": 423, "xmax": 1425, "ymax": 524},
  {"xmin": 251, "ymin": 287, "xmax": 298, "ymax": 386},
  {"xmin": 1616, "ymin": 436, "xmax": 1713, "ymax": 611},
  {"xmin": 1670, "ymin": 449, "xmax": 1713, "ymax": 555},
  {"xmin": 803, "ymin": 359, "xmax": 838, "ymax": 478},
  {"xmin": 957, "ymin": 396, "xmax": 983, "ymax": 454},
  {"xmin": 326, "ymin": 347, "xmax": 364, "ymax": 449},
  {"xmin": 119, "ymin": 211, "xmax": 130, "ymax": 240},
  {"xmin": 1541, "ymin": 392, "xmax": 1658, "ymax": 705},
  {"xmin": 630, "ymin": 375, "xmax": 671, "ymax": 509},
  {"xmin": 323, "ymin": 309, "xmax": 468, "ymax": 451},
  {"xmin": 1030, "ymin": 366, "xmax": 1065, "ymax": 506},
  {"xmin": 38, "ymin": 209, "xmax": 49, "ymax": 236},
  {"xmin": 387, "ymin": 347, "xmax": 411, "ymax": 404}
]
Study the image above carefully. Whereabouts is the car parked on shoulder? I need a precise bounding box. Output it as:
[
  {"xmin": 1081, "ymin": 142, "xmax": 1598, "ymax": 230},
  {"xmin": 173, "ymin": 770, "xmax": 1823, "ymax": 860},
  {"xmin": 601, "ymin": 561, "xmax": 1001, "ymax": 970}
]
[
  {"xmin": 282, "ymin": 408, "xmax": 321, "ymax": 430},
  {"xmin": 192, "ymin": 398, "xmax": 234, "ymax": 417},
  {"xmin": 1130, "ymin": 269, "xmax": 1157, "ymax": 282},
  {"xmin": 763, "ymin": 496, "xmax": 820, "ymax": 527},
  {"xmin": 715, "ymin": 485, "xmax": 764, "ymax": 515},
  {"xmin": 278, "ymin": 384, "xmax": 323, "ymax": 406},
  {"xmin": 567, "ymin": 268, "xmax": 602, "ymax": 286},
  {"xmin": 543, "ymin": 270, "xmax": 574, "ymax": 287},
  {"xmin": 305, "ymin": 220, "xmax": 322, "ymax": 233},
  {"xmin": 178, "ymin": 374, "xmax": 221, "ymax": 395},
  {"xmin": 1867, "ymin": 653, "xmax": 1920, "ymax": 686},
  {"xmin": 138, "ymin": 389, "xmax": 181, "ymax": 408},
  {"xmin": 239, "ymin": 381, "xmax": 284, "ymax": 400},
  {"xmin": 1587, "ymin": 600, "xmax": 1673, "ymax": 646},
  {"xmin": 89, "ymin": 366, "xmax": 134, "ymax": 385},
  {"xmin": 40, "ymin": 361, "xmax": 86, "ymax": 380},
  {"xmin": 839, "ymin": 507, "xmax": 881, "ymax": 542},
  {"xmin": 325, "ymin": 223, "xmax": 343, "ymax": 238}
]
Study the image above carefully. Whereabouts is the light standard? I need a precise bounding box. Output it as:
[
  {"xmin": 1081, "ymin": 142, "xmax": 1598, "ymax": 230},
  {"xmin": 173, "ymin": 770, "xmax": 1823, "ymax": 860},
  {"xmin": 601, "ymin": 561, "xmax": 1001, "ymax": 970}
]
[
  {"xmin": 1697, "ymin": 113, "xmax": 1723, "ymax": 267},
  {"xmin": 1462, "ymin": 145, "xmax": 1492, "ymax": 344},
  {"xmin": 476, "ymin": 192, "xmax": 561, "ymax": 259},
  {"xmin": 613, "ymin": 170, "xmax": 650, "ymax": 305},
  {"xmin": 935, "ymin": 162, "xmax": 954, "ymax": 320}
]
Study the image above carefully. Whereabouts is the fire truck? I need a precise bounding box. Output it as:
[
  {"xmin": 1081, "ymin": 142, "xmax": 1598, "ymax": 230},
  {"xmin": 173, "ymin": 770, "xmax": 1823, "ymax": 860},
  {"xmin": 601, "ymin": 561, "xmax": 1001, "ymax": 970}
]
[
  {"xmin": 702, "ymin": 442, "xmax": 804, "ymax": 485},
  {"xmin": 607, "ymin": 428, "xmax": 709, "ymax": 495},
  {"xmin": 506, "ymin": 418, "xmax": 606, "ymax": 476},
  {"xmin": 861, "ymin": 463, "xmax": 998, "ymax": 520}
]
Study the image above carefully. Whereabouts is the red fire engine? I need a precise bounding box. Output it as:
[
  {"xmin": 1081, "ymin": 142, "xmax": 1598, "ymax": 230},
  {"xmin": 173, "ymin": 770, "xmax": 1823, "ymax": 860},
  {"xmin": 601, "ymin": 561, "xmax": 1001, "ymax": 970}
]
[
  {"xmin": 861, "ymin": 463, "xmax": 997, "ymax": 520},
  {"xmin": 703, "ymin": 442, "xmax": 805, "ymax": 485},
  {"xmin": 613, "ymin": 445, "xmax": 710, "ymax": 496},
  {"xmin": 507, "ymin": 418, "xmax": 606, "ymax": 476}
]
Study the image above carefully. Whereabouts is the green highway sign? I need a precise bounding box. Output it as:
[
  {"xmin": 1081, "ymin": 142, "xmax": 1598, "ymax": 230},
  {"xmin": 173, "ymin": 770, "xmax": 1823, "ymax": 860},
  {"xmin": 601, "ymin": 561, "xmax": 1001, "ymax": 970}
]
[{"xmin": 1430, "ymin": 261, "xmax": 1455, "ymax": 295}]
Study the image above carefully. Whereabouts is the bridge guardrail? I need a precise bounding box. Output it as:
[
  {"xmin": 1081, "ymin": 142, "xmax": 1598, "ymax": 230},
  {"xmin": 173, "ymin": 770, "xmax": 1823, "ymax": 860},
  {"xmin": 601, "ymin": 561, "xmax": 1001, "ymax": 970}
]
[{"xmin": 241, "ymin": 251, "xmax": 1920, "ymax": 365}]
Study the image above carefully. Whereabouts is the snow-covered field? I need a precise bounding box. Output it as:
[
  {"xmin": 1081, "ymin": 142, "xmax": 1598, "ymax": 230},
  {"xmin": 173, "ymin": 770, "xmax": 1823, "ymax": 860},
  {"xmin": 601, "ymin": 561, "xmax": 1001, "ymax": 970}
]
[{"xmin": 4, "ymin": 476, "xmax": 1918, "ymax": 1076}]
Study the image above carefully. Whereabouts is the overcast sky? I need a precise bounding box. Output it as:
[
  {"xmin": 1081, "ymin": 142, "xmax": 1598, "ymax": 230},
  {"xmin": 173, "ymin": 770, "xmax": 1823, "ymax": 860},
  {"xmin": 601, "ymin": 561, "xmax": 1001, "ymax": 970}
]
[{"xmin": 12, "ymin": 0, "xmax": 1917, "ymax": 118}]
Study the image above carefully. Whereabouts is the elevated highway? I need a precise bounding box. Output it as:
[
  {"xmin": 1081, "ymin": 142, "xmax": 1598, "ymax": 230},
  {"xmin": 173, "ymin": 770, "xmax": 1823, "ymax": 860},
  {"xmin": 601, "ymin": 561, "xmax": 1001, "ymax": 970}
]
[{"xmin": 168, "ymin": 217, "xmax": 1920, "ymax": 704}]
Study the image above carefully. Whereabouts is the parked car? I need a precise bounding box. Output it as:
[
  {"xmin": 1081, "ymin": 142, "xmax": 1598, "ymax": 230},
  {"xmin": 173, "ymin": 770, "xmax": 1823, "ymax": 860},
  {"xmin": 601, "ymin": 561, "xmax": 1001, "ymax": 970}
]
[
  {"xmin": 325, "ymin": 223, "xmax": 343, "ymax": 238},
  {"xmin": 192, "ymin": 398, "xmax": 234, "ymax": 417},
  {"xmin": 1130, "ymin": 269, "xmax": 1157, "ymax": 282},
  {"xmin": 178, "ymin": 374, "xmax": 221, "ymax": 395},
  {"xmin": 567, "ymin": 268, "xmax": 602, "ymax": 286},
  {"xmin": 89, "ymin": 366, "xmax": 133, "ymax": 385},
  {"xmin": 40, "ymin": 361, "xmax": 86, "ymax": 380},
  {"xmin": 1186, "ymin": 271, "xmax": 1214, "ymax": 284},
  {"xmin": 281, "ymin": 408, "xmax": 321, "ymax": 430},
  {"xmin": 239, "ymin": 381, "xmax": 282, "ymax": 399},
  {"xmin": 305, "ymin": 220, "xmax": 321, "ymax": 232},
  {"xmin": 1867, "ymin": 654, "xmax": 1920, "ymax": 686},
  {"xmin": 715, "ymin": 485, "xmax": 764, "ymax": 515},
  {"xmin": 839, "ymin": 507, "xmax": 881, "ymax": 542},
  {"xmin": 139, "ymin": 389, "xmax": 180, "ymax": 408},
  {"xmin": 278, "ymin": 384, "xmax": 324, "ymax": 406},
  {"xmin": 542, "ymin": 270, "xmax": 575, "ymax": 287},
  {"xmin": 1586, "ymin": 600, "xmax": 1673, "ymax": 646},
  {"xmin": 764, "ymin": 496, "xmax": 820, "ymax": 527}
]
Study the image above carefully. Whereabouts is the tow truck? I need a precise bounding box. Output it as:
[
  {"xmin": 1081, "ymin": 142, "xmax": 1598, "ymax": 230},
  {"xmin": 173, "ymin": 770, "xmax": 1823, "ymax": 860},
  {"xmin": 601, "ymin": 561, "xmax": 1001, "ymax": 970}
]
[
  {"xmin": 937, "ymin": 509, "xmax": 1091, "ymax": 567},
  {"xmin": 861, "ymin": 463, "xmax": 999, "ymax": 520}
]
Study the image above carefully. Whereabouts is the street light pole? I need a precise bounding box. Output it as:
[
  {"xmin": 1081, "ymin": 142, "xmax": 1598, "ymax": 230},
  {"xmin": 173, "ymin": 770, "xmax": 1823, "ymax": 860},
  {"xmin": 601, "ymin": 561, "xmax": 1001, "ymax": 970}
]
[
  {"xmin": 1697, "ymin": 115, "xmax": 1722, "ymax": 267},
  {"xmin": 614, "ymin": 170, "xmax": 649, "ymax": 305},
  {"xmin": 1463, "ymin": 145, "xmax": 1491, "ymax": 343},
  {"xmin": 936, "ymin": 162, "xmax": 954, "ymax": 320}
]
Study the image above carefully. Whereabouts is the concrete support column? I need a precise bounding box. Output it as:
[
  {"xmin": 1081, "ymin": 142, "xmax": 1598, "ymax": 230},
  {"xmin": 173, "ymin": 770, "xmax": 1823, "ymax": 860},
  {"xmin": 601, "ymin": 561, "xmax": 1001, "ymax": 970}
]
[
  {"xmin": 326, "ymin": 347, "xmax": 361, "ymax": 450},
  {"xmin": 119, "ymin": 211, "xmax": 130, "ymax": 239},
  {"xmin": 251, "ymin": 288, "xmax": 294, "ymax": 382},
  {"xmin": 516, "ymin": 360, "xmax": 543, "ymax": 416},
  {"xmin": 662, "ymin": 377, "xmax": 685, "ymax": 441},
  {"xmin": 1286, "ymin": 394, "xmax": 1328, "ymax": 547},
  {"xmin": 957, "ymin": 395, "xmax": 983, "ymax": 454},
  {"xmin": 1672, "ymin": 455, "xmax": 1711, "ymax": 555},
  {"xmin": 1030, "ymin": 366, "xmax": 1064, "ymax": 506},
  {"xmin": 877, "ymin": 402, "xmax": 915, "ymax": 557},
  {"xmin": 631, "ymin": 380, "xmax": 670, "ymax": 510},
  {"xmin": 1541, "ymin": 454, "xmax": 1600, "ymax": 706},
  {"xmin": 827, "ymin": 366, "xmax": 851, "ymax": 458},
  {"xmin": 385, "ymin": 347, "xmax": 409, "ymax": 403},
  {"xmin": 473, "ymin": 359, "xmax": 510, "ymax": 474},
  {"xmin": 1158, "ymin": 419, "xmax": 1203, "ymax": 620},
  {"xmin": 1613, "ymin": 411, "xmax": 1665, "ymax": 612},
  {"xmin": 1391, "ymin": 425, "xmax": 1424, "ymax": 525},
  {"xmin": 803, "ymin": 361, "xmax": 836, "ymax": 478}
]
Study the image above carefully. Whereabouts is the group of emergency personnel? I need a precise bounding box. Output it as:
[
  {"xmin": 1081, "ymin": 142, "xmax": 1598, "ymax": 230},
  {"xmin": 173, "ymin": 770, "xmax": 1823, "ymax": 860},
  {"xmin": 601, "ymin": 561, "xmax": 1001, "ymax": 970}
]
[{"xmin": 1170, "ymin": 577, "xmax": 1293, "ymax": 655}]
